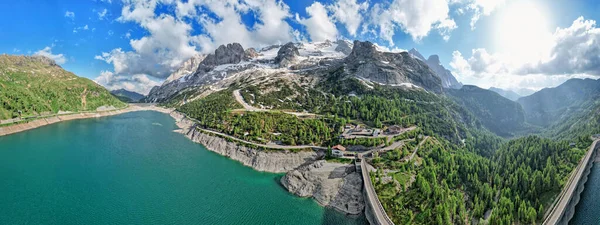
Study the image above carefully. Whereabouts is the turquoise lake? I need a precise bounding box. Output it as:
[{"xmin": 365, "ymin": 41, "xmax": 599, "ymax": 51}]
[
  {"xmin": 570, "ymin": 162, "xmax": 600, "ymax": 225},
  {"xmin": 0, "ymin": 111, "xmax": 367, "ymax": 225}
]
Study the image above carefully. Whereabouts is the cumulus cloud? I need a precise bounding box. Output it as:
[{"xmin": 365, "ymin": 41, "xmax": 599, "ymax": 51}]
[
  {"xmin": 452, "ymin": 0, "xmax": 507, "ymax": 29},
  {"xmin": 296, "ymin": 2, "xmax": 338, "ymax": 42},
  {"xmin": 65, "ymin": 11, "xmax": 75, "ymax": 19},
  {"xmin": 366, "ymin": 0, "xmax": 457, "ymax": 44},
  {"xmin": 328, "ymin": 0, "xmax": 369, "ymax": 37},
  {"xmin": 34, "ymin": 46, "xmax": 67, "ymax": 65},
  {"xmin": 520, "ymin": 17, "xmax": 600, "ymax": 75},
  {"xmin": 450, "ymin": 17, "xmax": 600, "ymax": 92},
  {"xmin": 94, "ymin": 71, "xmax": 160, "ymax": 95},
  {"xmin": 186, "ymin": 0, "xmax": 298, "ymax": 52},
  {"xmin": 98, "ymin": 9, "xmax": 108, "ymax": 20}
]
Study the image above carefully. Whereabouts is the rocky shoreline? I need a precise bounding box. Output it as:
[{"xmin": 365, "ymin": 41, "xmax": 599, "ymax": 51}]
[
  {"xmin": 0, "ymin": 107, "xmax": 366, "ymax": 216},
  {"xmin": 170, "ymin": 112, "xmax": 366, "ymax": 215}
]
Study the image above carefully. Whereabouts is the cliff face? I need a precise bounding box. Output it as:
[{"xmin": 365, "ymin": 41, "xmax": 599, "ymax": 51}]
[
  {"xmin": 280, "ymin": 160, "xmax": 365, "ymax": 215},
  {"xmin": 171, "ymin": 113, "xmax": 365, "ymax": 215},
  {"xmin": 182, "ymin": 127, "xmax": 320, "ymax": 173}
]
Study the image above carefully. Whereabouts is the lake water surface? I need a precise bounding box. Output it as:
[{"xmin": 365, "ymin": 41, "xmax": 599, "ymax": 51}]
[
  {"xmin": 570, "ymin": 162, "xmax": 600, "ymax": 225},
  {"xmin": 0, "ymin": 111, "xmax": 367, "ymax": 225}
]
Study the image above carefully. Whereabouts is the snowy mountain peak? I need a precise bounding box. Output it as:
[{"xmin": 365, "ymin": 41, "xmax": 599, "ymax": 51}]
[{"xmin": 164, "ymin": 54, "xmax": 206, "ymax": 84}]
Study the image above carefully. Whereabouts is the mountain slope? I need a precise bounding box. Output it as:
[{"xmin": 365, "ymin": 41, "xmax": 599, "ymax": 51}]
[
  {"xmin": 446, "ymin": 85, "xmax": 526, "ymax": 137},
  {"xmin": 517, "ymin": 78, "xmax": 600, "ymax": 127},
  {"xmin": 343, "ymin": 41, "xmax": 443, "ymax": 92},
  {"xmin": 111, "ymin": 89, "xmax": 144, "ymax": 103},
  {"xmin": 0, "ymin": 55, "xmax": 125, "ymax": 120},
  {"xmin": 489, "ymin": 87, "xmax": 521, "ymax": 101},
  {"xmin": 409, "ymin": 48, "xmax": 462, "ymax": 89}
]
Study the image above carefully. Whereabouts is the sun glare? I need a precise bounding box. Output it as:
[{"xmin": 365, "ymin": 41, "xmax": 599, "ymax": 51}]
[{"xmin": 495, "ymin": 0, "xmax": 553, "ymax": 65}]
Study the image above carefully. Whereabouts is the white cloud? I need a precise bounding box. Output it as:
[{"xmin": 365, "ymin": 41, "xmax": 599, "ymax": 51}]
[
  {"xmin": 65, "ymin": 11, "xmax": 75, "ymax": 19},
  {"xmin": 452, "ymin": 0, "xmax": 507, "ymax": 29},
  {"xmin": 34, "ymin": 46, "xmax": 67, "ymax": 65},
  {"xmin": 296, "ymin": 2, "xmax": 338, "ymax": 42},
  {"xmin": 329, "ymin": 0, "xmax": 369, "ymax": 37},
  {"xmin": 98, "ymin": 9, "xmax": 108, "ymax": 20},
  {"xmin": 450, "ymin": 17, "xmax": 600, "ymax": 92},
  {"xmin": 520, "ymin": 17, "xmax": 600, "ymax": 75},
  {"xmin": 94, "ymin": 71, "xmax": 160, "ymax": 95},
  {"xmin": 181, "ymin": 0, "xmax": 298, "ymax": 52},
  {"xmin": 366, "ymin": 0, "xmax": 457, "ymax": 44}
]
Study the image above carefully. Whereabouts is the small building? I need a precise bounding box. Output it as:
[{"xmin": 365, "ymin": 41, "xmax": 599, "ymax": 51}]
[
  {"xmin": 570, "ymin": 142, "xmax": 576, "ymax": 147},
  {"xmin": 332, "ymin": 145, "xmax": 346, "ymax": 151},
  {"xmin": 331, "ymin": 145, "xmax": 347, "ymax": 158},
  {"xmin": 344, "ymin": 124, "xmax": 356, "ymax": 130},
  {"xmin": 332, "ymin": 150, "xmax": 344, "ymax": 158},
  {"xmin": 373, "ymin": 129, "xmax": 381, "ymax": 137}
]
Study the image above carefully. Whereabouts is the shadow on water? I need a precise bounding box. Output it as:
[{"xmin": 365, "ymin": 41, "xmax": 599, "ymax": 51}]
[
  {"xmin": 321, "ymin": 208, "xmax": 369, "ymax": 225},
  {"xmin": 271, "ymin": 176, "xmax": 369, "ymax": 225}
]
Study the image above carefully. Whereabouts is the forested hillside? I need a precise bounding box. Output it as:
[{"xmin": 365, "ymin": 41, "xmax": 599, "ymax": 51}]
[
  {"xmin": 0, "ymin": 55, "xmax": 125, "ymax": 120},
  {"xmin": 446, "ymin": 85, "xmax": 527, "ymax": 137},
  {"xmin": 518, "ymin": 78, "xmax": 600, "ymax": 127},
  {"xmin": 158, "ymin": 40, "xmax": 600, "ymax": 225}
]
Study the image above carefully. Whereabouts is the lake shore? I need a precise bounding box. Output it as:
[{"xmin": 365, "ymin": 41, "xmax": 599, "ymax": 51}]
[
  {"xmin": 0, "ymin": 104, "xmax": 173, "ymax": 137},
  {"xmin": 0, "ymin": 105, "xmax": 367, "ymax": 216}
]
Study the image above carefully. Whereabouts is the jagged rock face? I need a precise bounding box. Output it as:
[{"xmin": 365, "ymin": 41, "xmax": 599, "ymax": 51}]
[
  {"xmin": 164, "ymin": 54, "xmax": 206, "ymax": 84},
  {"xmin": 408, "ymin": 48, "xmax": 462, "ymax": 89},
  {"xmin": 244, "ymin": 48, "xmax": 259, "ymax": 60},
  {"xmin": 334, "ymin": 40, "xmax": 353, "ymax": 55},
  {"xmin": 144, "ymin": 43, "xmax": 247, "ymax": 102},
  {"xmin": 280, "ymin": 160, "xmax": 365, "ymax": 215},
  {"xmin": 408, "ymin": 48, "xmax": 426, "ymax": 61},
  {"xmin": 184, "ymin": 128, "xmax": 320, "ymax": 173},
  {"xmin": 426, "ymin": 55, "xmax": 462, "ymax": 89},
  {"xmin": 345, "ymin": 41, "xmax": 443, "ymax": 93},
  {"xmin": 274, "ymin": 42, "xmax": 300, "ymax": 68},
  {"xmin": 198, "ymin": 43, "xmax": 245, "ymax": 71}
]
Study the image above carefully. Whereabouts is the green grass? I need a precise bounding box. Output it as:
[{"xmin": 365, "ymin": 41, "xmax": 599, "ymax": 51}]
[
  {"xmin": 325, "ymin": 157, "xmax": 354, "ymax": 164},
  {"xmin": 0, "ymin": 55, "xmax": 125, "ymax": 120}
]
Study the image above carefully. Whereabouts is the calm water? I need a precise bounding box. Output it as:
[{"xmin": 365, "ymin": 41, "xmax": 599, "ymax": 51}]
[
  {"xmin": 0, "ymin": 111, "xmax": 367, "ymax": 225},
  {"xmin": 570, "ymin": 162, "xmax": 600, "ymax": 225}
]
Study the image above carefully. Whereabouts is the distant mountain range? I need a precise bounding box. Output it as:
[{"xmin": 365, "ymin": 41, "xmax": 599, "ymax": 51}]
[
  {"xmin": 517, "ymin": 78, "xmax": 600, "ymax": 127},
  {"xmin": 489, "ymin": 87, "xmax": 522, "ymax": 101},
  {"xmin": 111, "ymin": 89, "xmax": 145, "ymax": 103}
]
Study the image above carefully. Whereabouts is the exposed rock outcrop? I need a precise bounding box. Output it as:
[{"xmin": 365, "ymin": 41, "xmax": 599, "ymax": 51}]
[
  {"xmin": 274, "ymin": 42, "xmax": 300, "ymax": 68},
  {"xmin": 198, "ymin": 43, "xmax": 245, "ymax": 72},
  {"xmin": 426, "ymin": 55, "xmax": 462, "ymax": 89},
  {"xmin": 164, "ymin": 54, "xmax": 207, "ymax": 84},
  {"xmin": 281, "ymin": 160, "xmax": 365, "ymax": 215},
  {"xmin": 244, "ymin": 48, "xmax": 260, "ymax": 60},
  {"xmin": 335, "ymin": 40, "xmax": 353, "ymax": 55},
  {"xmin": 344, "ymin": 41, "xmax": 443, "ymax": 93},
  {"xmin": 183, "ymin": 127, "xmax": 320, "ymax": 173},
  {"xmin": 408, "ymin": 48, "xmax": 462, "ymax": 89}
]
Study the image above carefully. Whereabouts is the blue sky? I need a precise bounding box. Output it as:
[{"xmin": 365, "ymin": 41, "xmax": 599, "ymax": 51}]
[{"xmin": 1, "ymin": 0, "xmax": 599, "ymax": 95}]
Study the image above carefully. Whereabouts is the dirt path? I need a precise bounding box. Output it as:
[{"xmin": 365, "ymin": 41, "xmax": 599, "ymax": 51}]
[{"xmin": 81, "ymin": 87, "xmax": 88, "ymax": 109}]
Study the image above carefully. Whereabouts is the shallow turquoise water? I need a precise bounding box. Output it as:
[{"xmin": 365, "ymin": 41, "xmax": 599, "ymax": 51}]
[
  {"xmin": 570, "ymin": 162, "xmax": 600, "ymax": 225},
  {"xmin": 0, "ymin": 111, "xmax": 367, "ymax": 225}
]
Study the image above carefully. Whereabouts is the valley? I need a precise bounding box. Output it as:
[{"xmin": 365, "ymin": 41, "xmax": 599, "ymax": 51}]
[{"xmin": 2, "ymin": 40, "xmax": 600, "ymax": 225}]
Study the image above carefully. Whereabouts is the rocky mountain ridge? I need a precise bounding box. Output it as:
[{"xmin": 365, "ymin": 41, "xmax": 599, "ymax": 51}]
[
  {"xmin": 144, "ymin": 39, "xmax": 450, "ymax": 103},
  {"xmin": 408, "ymin": 48, "xmax": 462, "ymax": 89},
  {"xmin": 489, "ymin": 87, "xmax": 521, "ymax": 101}
]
